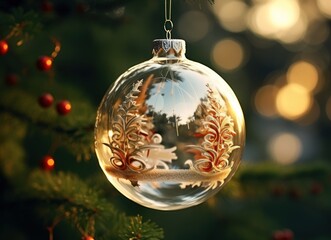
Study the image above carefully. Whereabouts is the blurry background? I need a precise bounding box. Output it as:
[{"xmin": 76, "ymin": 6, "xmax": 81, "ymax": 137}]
[{"xmin": 0, "ymin": 0, "xmax": 330, "ymax": 239}]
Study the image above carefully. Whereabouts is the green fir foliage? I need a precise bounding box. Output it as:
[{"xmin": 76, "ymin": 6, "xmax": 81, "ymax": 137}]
[
  {"xmin": 24, "ymin": 170, "xmax": 163, "ymax": 240},
  {"xmin": 119, "ymin": 215, "xmax": 164, "ymax": 240},
  {"xmin": 0, "ymin": 1, "xmax": 165, "ymax": 239}
]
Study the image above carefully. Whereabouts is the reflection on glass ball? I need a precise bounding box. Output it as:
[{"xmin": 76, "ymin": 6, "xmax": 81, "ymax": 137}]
[{"xmin": 95, "ymin": 39, "xmax": 245, "ymax": 210}]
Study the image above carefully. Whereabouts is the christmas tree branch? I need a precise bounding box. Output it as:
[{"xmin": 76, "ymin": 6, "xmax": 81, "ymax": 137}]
[
  {"xmin": 0, "ymin": 104, "xmax": 94, "ymax": 136},
  {"xmin": 25, "ymin": 170, "xmax": 164, "ymax": 240},
  {"xmin": 0, "ymin": 87, "xmax": 95, "ymax": 160},
  {"xmin": 120, "ymin": 215, "xmax": 164, "ymax": 240},
  {"xmin": 0, "ymin": 110, "xmax": 164, "ymax": 239}
]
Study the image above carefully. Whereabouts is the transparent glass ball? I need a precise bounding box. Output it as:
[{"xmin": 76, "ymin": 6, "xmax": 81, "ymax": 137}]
[{"xmin": 95, "ymin": 39, "xmax": 245, "ymax": 210}]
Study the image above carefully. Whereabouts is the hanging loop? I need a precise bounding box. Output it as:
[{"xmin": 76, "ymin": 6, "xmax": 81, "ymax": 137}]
[
  {"xmin": 164, "ymin": 19, "xmax": 173, "ymax": 40},
  {"xmin": 164, "ymin": 0, "xmax": 173, "ymax": 39}
]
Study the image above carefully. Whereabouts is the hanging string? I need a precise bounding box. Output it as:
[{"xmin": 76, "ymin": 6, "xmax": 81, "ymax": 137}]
[{"xmin": 164, "ymin": 0, "xmax": 173, "ymax": 39}]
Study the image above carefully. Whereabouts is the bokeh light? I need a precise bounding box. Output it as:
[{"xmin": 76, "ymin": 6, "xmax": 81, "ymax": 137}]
[
  {"xmin": 268, "ymin": 0, "xmax": 300, "ymax": 29},
  {"xmin": 275, "ymin": 83, "xmax": 312, "ymax": 120},
  {"xmin": 276, "ymin": 16, "xmax": 307, "ymax": 44},
  {"xmin": 247, "ymin": 0, "xmax": 307, "ymax": 44},
  {"xmin": 248, "ymin": 1, "xmax": 300, "ymax": 34},
  {"xmin": 286, "ymin": 61, "xmax": 319, "ymax": 92},
  {"xmin": 254, "ymin": 85, "xmax": 279, "ymax": 117},
  {"xmin": 211, "ymin": 38, "xmax": 245, "ymax": 71},
  {"xmin": 213, "ymin": 0, "xmax": 248, "ymax": 32},
  {"xmin": 268, "ymin": 132, "xmax": 302, "ymax": 164},
  {"xmin": 211, "ymin": 0, "xmax": 331, "ymax": 46},
  {"xmin": 177, "ymin": 10, "xmax": 209, "ymax": 42},
  {"xmin": 317, "ymin": 0, "xmax": 331, "ymax": 18}
]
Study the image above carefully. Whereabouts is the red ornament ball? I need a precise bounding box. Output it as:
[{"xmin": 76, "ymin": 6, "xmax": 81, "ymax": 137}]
[
  {"xmin": 38, "ymin": 93, "xmax": 54, "ymax": 108},
  {"xmin": 56, "ymin": 100, "xmax": 71, "ymax": 115},
  {"xmin": 36, "ymin": 56, "xmax": 53, "ymax": 71},
  {"xmin": 5, "ymin": 73, "xmax": 19, "ymax": 86},
  {"xmin": 0, "ymin": 40, "xmax": 9, "ymax": 55},
  {"xmin": 40, "ymin": 155, "xmax": 55, "ymax": 171}
]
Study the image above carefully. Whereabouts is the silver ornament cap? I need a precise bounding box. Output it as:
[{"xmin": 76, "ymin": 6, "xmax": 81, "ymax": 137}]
[{"xmin": 152, "ymin": 39, "xmax": 186, "ymax": 58}]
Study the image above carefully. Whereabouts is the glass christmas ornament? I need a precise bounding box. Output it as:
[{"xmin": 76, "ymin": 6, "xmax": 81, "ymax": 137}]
[{"xmin": 95, "ymin": 39, "xmax": 245, "ymax": 210}]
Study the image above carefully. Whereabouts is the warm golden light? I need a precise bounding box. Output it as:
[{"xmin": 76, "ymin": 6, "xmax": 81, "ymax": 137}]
[
  {"xmin": 268, "ymin": 132, "xmax": 302, "ymax": 165},
  {"xmin": 277, "ymin": 17, "xmax": 307, "ymax": 44},
  {"xmin": 211, "ymin": 38, "xmax": 244, "ymax": 71},
  {"xmin": 213, "ymin": 0, "xmax": 331, "ymax": 45},
  {"xmin": 247, "ymin": 0, "xmax": 306, "ymax": 43},
  {"xmin": 248, "ymin": 5, "xmax": 274, "ymax": 37},
  {"xmin": 269, "ymin": 0, "xmax": 300, "ymax": 29},
  {"xmin": 254, "ymin": 85, "xmax": 278, "ymax": 117},
  {"xmin": 276, "ymin": 83, "xmax": 312, "ymax": 120},
  {"xmin": 317, "ymin": 0, "xmax": 331, "ymax": 18},
  {"xmin": 178, "ymin": 11, "xmax": 209, "ymax": 42},
  {"xmin": 214, "ymin": 0, "xmax": 248, "ymax": 32},
  {"xmin": 287, "ymin": 61, "xmax": 319, "ymax": 92}
]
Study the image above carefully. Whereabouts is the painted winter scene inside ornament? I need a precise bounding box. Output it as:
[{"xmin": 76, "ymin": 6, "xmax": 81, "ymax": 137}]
[{"xmin": 95, "ymin": 39, "xmax": 245, "ymax": 210}]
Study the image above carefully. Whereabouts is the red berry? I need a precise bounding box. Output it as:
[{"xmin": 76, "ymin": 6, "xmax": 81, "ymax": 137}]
[
  {"xmin": 0, "ymin": 40, "xmax": 9, "ymax": 55},
  {"xmin": 40, "ymin": 155, "xmax": 55, "ymax": 171},
  {"xmin": 38, "ymin": 93, "xmax": 54, "ymax": 108},
  {"xmin": 36, "ymin": 56, "xmax": 53, "ymax": 71},
  {"xmin": 5, "ymin": 73, "xmax": 19, "ymax": 86},
  {"xmin": 56, "ymin": 100, "xmax": 71, "ymax": 115}
]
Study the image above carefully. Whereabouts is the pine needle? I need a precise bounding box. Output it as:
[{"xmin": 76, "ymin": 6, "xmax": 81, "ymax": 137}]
[
  {"xmin": 25, "ymin": 170, "xmax": 164, "ymax": 239},
  {"xmin": 0, "ymin": 87, "xmax": 95, "ymax": 160}
]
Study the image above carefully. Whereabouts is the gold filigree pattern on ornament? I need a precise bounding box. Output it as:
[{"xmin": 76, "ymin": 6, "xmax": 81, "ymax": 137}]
[
  {"xmin": 103, "ymin": 79, "xmax": 177, "ymax": 173},
  {"xmin": 103, "ymin": 78, "xmax": 238, "ymax": 190},
  {"xmin": 183, "ymin": 85, "xmax": 240, "ymax": 189}
]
